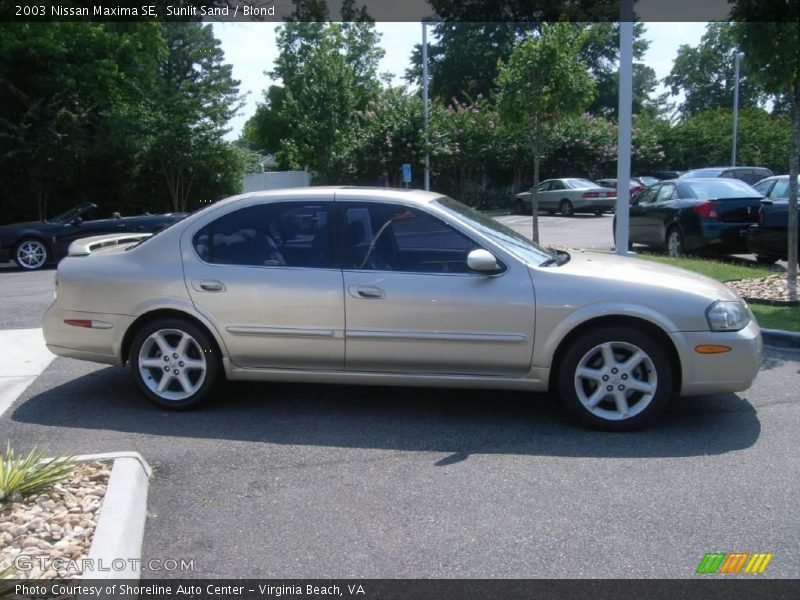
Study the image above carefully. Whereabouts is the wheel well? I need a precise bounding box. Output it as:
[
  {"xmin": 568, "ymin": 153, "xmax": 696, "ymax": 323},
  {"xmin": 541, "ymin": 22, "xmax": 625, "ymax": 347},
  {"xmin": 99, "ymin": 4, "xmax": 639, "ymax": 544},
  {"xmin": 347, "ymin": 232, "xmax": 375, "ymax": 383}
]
[
  {"xmin": 121, "ymin": 309, "xmax": 222, "ymax": 365},
  {"xmin": 549, "ymin": 315, "xmax": 682, "ymax": 394},
  {"xmin": 14, "ymin": 236, "xmax": 50, "ymax": 250}
]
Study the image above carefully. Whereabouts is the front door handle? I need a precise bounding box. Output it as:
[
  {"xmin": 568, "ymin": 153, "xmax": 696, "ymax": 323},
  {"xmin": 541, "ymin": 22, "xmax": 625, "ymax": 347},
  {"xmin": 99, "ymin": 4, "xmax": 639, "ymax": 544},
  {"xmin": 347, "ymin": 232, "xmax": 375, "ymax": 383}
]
[
  {"xmin": 192, "ymin": 279, "xmax": 226, "ymax": 293},
  {"xmin": 349, "ymin": 285, "xmax": 385, "ymax": 299}
]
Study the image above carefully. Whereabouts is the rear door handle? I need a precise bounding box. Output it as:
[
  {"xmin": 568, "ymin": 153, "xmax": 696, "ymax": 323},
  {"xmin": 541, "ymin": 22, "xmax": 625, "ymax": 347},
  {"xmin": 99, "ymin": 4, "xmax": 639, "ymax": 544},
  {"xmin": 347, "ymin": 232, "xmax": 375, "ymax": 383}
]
[
  {"xmin": 349, "ymin": 285, "xmax": 385, "ymax": 299},
  {"xmin": 192, "ymin": 279, "xmax": 226, "ymax": 293}
]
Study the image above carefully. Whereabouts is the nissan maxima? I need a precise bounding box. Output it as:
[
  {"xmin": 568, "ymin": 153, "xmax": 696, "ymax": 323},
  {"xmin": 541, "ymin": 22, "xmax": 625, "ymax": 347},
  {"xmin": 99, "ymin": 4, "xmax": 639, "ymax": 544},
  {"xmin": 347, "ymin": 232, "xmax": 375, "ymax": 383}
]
[{"xmin": 43, "ymin": 187, "xmax": 762, "ymax": 431}]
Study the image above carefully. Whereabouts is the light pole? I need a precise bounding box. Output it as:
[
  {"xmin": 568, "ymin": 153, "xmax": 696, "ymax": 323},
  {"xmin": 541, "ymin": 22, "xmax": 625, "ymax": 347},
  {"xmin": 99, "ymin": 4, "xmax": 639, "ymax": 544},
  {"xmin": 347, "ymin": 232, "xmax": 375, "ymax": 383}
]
[
  {"xmin": 422, "ymin": 21, "xmax": 430, "ymax": 191},
  {"xmin": 614, "ymin": 0, "xmax": 634, "ymax": 256},
  {"xmin": 732, "ymin": 51, "xmax": 745, "ymax": 167}
]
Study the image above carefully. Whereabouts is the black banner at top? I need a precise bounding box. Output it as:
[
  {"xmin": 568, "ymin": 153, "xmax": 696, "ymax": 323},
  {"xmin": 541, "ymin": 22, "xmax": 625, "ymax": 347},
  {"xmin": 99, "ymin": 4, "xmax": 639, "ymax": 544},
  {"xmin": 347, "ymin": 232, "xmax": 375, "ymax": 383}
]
[{"xmin": 1, "ymin": 0, "xmax": 799, "ymax": 23}]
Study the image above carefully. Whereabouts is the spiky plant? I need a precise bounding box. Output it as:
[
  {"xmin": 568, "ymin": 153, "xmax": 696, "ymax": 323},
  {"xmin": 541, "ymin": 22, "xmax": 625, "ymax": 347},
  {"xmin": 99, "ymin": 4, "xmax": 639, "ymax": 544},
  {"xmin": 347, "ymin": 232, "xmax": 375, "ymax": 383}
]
[{"xmin": 0, "ymin": 443, "xmax": 75, "ymax": 502}]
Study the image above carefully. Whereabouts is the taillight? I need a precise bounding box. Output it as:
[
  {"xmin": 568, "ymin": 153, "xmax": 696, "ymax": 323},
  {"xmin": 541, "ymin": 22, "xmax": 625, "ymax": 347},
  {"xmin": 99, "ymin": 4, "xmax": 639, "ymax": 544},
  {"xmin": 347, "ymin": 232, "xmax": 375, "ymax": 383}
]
[
  {"xmin": 64, "ymin": 319, "xmax": 93, "ymax": 328},
  {"xmin": 693, "ymin": 201, "xmax": 719, "ymax": 220},
  {"xmin": 582, "ymin": 192, "xmax": 600, "ymax": 198}
]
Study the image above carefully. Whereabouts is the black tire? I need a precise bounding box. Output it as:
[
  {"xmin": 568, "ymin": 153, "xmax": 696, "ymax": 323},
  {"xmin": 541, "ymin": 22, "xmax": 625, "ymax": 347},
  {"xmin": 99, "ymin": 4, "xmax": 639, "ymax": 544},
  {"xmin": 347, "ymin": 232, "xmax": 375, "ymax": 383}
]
[
  {"xmin": 129, "ymin": 317, "xmax": 221, "ymax": 410},
  {"xmin": 754, "ymin": 254, "xmax": 779, "ymax": 265},
  {"xmin": 514, "ymin": 200, "xmax": 524, "ymax": 215},
  {"xmin": 14, "ymin": 238, "xmax": 50, "ymax": 270},
  {"xmin": 594, "ymin": 210, "xmax": 604, "ymax": 216},
  {"xmin": 557, "ymin": 325, "xmax": 673, "ymax": 431},
  {"xmin": 560, "ymin": 199, "xmax": 574, "ymax": 217},
  {"xmin": 547, "ymin": 210, "xmax": 556, "ymax": 215},
  {"xmin": 666, "ymin": 226, "xmax": 685, "ymax": 257}
]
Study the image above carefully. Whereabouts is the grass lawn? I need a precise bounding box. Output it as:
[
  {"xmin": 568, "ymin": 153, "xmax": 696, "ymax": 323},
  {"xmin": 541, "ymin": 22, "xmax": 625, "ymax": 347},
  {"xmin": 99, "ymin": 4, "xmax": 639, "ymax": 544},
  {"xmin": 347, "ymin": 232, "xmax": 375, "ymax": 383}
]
[
  {"xmin": 636, "ymin": 253, "xmax": 799, "ymax": 332},
  {"xmin": 636, "ymin": 254, "xmax": 777, "ymax": 282}
]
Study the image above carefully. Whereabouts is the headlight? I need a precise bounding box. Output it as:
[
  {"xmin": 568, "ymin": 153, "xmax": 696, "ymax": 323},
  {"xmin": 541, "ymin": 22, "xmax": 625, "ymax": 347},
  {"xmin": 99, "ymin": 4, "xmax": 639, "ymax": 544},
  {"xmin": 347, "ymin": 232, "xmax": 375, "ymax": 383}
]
[{"xmin": 706, "ymin": 300, "xmax": 750, "ymax": 331}]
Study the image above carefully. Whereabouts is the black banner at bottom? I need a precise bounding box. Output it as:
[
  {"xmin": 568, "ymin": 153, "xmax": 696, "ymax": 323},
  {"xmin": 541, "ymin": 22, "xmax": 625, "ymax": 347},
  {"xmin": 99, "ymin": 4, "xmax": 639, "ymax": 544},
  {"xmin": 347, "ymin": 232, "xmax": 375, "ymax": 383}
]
[{"xmin": 3, "ymin": 579, "xmax": 800, "ymax": 600}]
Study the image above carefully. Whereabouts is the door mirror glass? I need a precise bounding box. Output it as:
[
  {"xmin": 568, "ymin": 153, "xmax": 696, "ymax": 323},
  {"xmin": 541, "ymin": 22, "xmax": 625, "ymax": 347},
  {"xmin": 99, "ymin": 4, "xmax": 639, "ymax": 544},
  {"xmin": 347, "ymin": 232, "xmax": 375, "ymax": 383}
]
[
  {"xmin": 466, "ymin": 249, "xmax": 500, "ymax": 273},
  {"xmin": 71, "ymin": 217, "xmax": 83, "ymax": 226}
]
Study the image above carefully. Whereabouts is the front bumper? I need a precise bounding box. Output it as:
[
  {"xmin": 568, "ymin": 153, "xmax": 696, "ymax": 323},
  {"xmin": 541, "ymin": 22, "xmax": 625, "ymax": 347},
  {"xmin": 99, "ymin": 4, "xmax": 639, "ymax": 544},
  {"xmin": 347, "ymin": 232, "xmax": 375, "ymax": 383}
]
[
  {"xmin": 669, "ymin": 319, "xmax": 762, "ymax": 396},
  {"xmin": 42, "ymin": 302, "xmax": 134, "ymax": 366}
]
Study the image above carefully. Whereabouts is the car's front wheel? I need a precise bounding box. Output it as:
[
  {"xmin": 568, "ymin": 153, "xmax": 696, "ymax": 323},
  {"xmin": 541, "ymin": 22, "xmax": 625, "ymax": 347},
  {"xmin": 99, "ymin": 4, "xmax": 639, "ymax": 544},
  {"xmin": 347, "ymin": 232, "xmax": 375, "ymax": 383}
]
[
  {"xmin": 560, "ymin": 199, "xmax": 574, "ymax": 217},
  {"xmin": 557, "ymin": 326, "xmax": 673, "ymax": 431},
  {"xmin": 514, "ymin": 200, "xmax": 524, "ymax": 215},
  {"xmin": 129, "ymin": 318, "xmax": 220, "ymax": 409},
  {"xmin": 14, "ymin": 239, "xmax": 49, "ymax": 270}
]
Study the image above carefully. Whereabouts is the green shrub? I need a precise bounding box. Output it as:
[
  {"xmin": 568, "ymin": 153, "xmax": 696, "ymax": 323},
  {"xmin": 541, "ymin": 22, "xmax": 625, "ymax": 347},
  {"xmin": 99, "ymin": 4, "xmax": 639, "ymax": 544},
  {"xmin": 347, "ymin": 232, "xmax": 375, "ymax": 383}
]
[{"xmin": 0, "ymin": 443, "xmax": 75, "ymax": 502}]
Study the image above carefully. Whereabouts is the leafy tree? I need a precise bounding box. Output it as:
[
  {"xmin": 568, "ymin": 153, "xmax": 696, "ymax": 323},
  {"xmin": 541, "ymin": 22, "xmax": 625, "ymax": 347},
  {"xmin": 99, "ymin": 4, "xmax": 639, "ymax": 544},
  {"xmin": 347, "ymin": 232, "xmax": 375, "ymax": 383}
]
[
  {"xmin": 269, "ymin": 19, "xmax": 383, "ymax": 180},
  {"xmin": 659, "ymin": 107, "xmax": 790, "ymax": 172},
  {"xmin": 241, "ymin": 85, "xmax": 290, "ymax": 159},
  {"xmin": 497, "ymin": 23, "xmax": 594, "ymax": 242},
  {"xmin": 732, "ymin": 7, "xmax": 800, "ymax": 286},
  {"xmin": 142, "ymin": 22, "xmax": 242, "ymax": 212},
  {"xmin": 664, "ymin": 22, "xmax": 767, "ymax": 119}
]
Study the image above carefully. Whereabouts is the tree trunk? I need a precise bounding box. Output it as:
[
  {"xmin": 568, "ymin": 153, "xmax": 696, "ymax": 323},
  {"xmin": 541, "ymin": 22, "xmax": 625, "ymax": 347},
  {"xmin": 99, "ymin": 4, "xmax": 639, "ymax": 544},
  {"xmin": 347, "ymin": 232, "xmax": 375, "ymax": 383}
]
[
  {"xmin": 531, "ymin": 139, "xmax": 540, "ymax": 244},
  {"xmin": 788, "ymin": 89, "xmax": 799, "ymax": 294}
]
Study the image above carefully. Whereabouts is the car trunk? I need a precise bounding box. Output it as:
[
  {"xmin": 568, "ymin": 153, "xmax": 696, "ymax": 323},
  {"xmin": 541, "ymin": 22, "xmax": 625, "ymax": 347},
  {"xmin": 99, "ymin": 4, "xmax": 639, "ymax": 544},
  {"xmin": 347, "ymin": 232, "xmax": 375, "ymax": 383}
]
[{"xmin": 712, "ymin": 197, "xmax": 762, "ymax": 223}]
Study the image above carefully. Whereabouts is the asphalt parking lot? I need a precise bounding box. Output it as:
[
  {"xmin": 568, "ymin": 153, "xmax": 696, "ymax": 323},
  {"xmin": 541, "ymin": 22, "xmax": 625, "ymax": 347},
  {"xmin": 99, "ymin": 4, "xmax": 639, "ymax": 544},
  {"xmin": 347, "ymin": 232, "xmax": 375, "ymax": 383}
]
[{"xmin": 1, "ymin": 214, "xmax": 798, "ymax": 578}]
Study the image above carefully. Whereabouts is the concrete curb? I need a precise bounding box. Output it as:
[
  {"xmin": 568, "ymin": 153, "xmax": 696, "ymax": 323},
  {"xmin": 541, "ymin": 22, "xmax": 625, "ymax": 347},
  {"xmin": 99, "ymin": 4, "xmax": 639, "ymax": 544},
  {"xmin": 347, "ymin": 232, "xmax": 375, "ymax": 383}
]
[
  {"xmin": 762, "ymin": 328, "xmax": 800, "ymax": 349},
  {"xmin": 73, "ymin": 452, "xmax": 152, "ymax": 581}
]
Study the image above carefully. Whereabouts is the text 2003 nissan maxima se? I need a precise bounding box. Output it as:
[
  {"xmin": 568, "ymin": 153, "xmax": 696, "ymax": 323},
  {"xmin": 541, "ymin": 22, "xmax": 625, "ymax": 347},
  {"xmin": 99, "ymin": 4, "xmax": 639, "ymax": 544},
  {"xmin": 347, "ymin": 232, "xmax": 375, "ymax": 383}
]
[{"xmin": 43, "ymin": 187, "xmax": 762, "ymax": 431}]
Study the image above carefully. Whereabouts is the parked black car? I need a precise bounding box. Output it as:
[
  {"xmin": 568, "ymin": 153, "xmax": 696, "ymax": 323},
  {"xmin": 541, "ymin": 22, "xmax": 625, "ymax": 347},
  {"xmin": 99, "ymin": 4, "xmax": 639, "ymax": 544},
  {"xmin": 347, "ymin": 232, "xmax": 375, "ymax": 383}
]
[
  {"xmin": 747, "ymin": 175, "xmax": 799, "ymax": 264},
  {"xmin": 614, "ymin": 178, "xmax": 764, "ymax": 256},
  {"xmin": 0, "ymin": 202, "xmax": 186, "ymax": 270},
  {"xmin": 679, "ymin": 166, "xmax": 773, "ymax": 185}
]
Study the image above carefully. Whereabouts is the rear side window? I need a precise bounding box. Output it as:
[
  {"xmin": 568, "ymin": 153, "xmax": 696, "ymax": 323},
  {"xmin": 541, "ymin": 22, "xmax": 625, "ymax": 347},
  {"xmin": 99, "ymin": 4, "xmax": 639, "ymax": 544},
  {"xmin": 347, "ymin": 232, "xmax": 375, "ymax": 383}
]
[{"xmin": 193, "ymin": 202, "xmax": 333, "ymax": 268}]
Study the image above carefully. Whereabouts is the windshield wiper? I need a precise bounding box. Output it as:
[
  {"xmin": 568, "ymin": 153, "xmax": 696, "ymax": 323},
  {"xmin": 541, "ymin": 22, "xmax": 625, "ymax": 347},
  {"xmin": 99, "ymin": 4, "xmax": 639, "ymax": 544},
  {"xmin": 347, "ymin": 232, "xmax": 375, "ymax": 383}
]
[{"xmin": 540, "ymin": 250, "xmax": 571, "ymax": 267}]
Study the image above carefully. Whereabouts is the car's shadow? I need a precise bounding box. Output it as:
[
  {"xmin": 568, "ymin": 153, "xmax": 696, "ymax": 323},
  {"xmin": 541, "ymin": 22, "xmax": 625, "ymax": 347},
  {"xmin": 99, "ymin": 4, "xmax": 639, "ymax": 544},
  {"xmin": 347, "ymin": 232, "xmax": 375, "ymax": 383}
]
[{"xmin": 12, "ymin": 366, "xmax": 761, "ymax": 461}]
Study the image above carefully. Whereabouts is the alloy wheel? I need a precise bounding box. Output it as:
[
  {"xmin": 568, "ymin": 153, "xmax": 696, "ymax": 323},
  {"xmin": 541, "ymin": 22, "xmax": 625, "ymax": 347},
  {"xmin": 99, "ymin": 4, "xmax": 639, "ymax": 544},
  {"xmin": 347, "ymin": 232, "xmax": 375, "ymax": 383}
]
[
  {"xmin": 667, "ymin": 229, "xmax": 683, "ymax": 257},
  {"xmin": 16, "ymin": 240, "xmax": 47, "ymax": 270},
  {"xmin": 573, "ymin": 341, "xmax": 658, "ymax": 421},
  {"xmin": 138, "ymin": 328, "xmax": 207, "ymax": 402}
]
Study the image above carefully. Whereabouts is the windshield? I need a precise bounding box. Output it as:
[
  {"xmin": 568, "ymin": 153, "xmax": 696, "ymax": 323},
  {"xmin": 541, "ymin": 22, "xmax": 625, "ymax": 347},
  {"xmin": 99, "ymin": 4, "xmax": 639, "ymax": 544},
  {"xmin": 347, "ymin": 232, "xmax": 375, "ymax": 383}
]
[
  {"xmin": 49, "ymin": 204, "xmax": 93, "ymax": 224},
  {"xmin": 567, "ymin": 179, "xmax": 598, "ymax": 189},
  {"xmin": 434, "ymin": 196, "xmax": 553, "ymax": 265},
  {"xmin": 683, "ymin": 180, "xmax": 762, "ymax": 199},
  {"xmin": 680, "ymin": 168, "xmax": 725, "ymax": 178}
]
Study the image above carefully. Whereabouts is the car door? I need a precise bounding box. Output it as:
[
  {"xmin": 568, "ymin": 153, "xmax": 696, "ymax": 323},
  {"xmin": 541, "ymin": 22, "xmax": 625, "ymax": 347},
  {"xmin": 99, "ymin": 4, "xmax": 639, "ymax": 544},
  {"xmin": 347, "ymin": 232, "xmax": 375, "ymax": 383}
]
[
  {"xmin": 542, "ymin": 179, "xmax": 565, "ymax": 210},
  {"xmin": 181, "ymin": 193, "xmax": 344, "ymax": 370},
  {"xmin": 629, "ymin": 185, "xmax": 660, "ymax": 243},
  {"xmin": 336, "ymin": 196, "xmax": 535, "ymax": 376}
]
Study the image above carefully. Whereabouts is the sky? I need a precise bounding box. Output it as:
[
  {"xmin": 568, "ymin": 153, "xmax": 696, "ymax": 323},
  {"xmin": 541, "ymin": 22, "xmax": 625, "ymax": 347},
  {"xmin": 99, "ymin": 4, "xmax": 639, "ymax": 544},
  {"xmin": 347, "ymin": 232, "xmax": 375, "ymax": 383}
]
[{"xmin": 212, "ymin": 22, "xmax": 709, "ymax": 142}]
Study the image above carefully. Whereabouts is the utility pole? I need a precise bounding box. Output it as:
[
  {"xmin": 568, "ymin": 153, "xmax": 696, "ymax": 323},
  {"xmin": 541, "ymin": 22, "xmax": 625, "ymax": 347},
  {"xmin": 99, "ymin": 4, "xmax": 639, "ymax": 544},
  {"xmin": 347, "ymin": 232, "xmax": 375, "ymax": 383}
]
[{"xmin": 614, "ymin": 0, "xmax": 634, "ymax": 256}]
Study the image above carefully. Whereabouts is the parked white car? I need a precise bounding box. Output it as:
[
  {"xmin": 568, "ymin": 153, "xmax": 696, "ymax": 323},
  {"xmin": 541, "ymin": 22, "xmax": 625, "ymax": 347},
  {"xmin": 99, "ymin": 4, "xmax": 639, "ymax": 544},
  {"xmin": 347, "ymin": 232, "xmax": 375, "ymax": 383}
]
[{"xmin": 515, "ymin": 178, "xmax": 617, "ymax": 216}]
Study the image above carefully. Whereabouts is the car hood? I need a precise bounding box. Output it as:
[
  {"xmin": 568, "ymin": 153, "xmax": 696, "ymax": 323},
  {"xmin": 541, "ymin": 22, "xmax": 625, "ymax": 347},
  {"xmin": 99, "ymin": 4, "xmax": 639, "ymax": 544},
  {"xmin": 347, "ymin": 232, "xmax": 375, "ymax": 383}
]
[{"xmin": 553, "ymin": 250, "xmax": 739, "ymax": 301}]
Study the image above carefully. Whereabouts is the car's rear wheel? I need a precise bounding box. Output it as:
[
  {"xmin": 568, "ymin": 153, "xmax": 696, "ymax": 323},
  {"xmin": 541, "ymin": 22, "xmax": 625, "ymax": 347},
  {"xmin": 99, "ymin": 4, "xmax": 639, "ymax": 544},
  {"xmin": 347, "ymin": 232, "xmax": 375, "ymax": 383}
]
[
  {"xmin": 557, "ymin": 326, "xmax": 672, "ymax": 431},
  {"xmin": 129, "ymin": 318, "xmax": 220, "ymax": 409},
  {"xmin": 514, "ymin": 200, "xmax": 524, "ymax": 215},
  {"xmin": 594, "ymin": 209, "xmax": 604, "ymax": 216},
  {"xmin": 560, "ymin": 199, "xmax": 574, "ymax": 217},
  {"xmin": 754, "ymin": 253, "xmax": 779, "ymax": 265},
  {"xmin": 666, "ymin": 227, "xmax": 685, "ymax": 257},
  {"xmin": 14, "ymin": 239, "xmax": 49, "ymax": 270}
]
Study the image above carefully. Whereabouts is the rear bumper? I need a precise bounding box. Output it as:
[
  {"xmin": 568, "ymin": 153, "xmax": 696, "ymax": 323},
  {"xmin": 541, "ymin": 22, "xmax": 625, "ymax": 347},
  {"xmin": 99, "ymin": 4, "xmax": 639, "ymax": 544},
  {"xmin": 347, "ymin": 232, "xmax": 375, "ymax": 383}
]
[
  {"xmin": 42, "ymin": 302, "xmax": 134, "ymax": 366},
  {"xmin": 688, "ymin": 221, "xmax": 753, "ymax": 253},
  {"xmin": 670, "ymin": 319, "xmax": 762, "ymax": 396}
]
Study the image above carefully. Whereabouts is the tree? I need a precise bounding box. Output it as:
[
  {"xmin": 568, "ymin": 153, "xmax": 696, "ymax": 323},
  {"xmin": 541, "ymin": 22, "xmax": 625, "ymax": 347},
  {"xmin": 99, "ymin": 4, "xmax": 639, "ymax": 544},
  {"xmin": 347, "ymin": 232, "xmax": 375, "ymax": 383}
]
[
  {"xmin": 664, "ymin": 22, "xmax": 767, "ymax": 119},
  {"xmin": 269, "ymin": 19, "xmax": 383, "ymax": 180},
  {"xmin": 497, "ymin": 24, "xmax": 594, "ymax": 242},
  {"xmin": 732, "ymin": 7, "xmax": 800, "ymax": 288},
  {"xmin": 241, "ymin": 85, "xmax": 290, "ymax": 158},
  {"xmin": 143, "ymin": 22, "xmax": 242, "ymax": 212}
]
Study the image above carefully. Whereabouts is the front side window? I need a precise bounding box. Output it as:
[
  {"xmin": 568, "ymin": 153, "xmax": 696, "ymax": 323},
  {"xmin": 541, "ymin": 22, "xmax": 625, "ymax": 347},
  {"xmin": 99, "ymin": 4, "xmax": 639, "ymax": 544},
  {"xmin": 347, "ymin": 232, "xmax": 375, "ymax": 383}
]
[
  {"xmin": 339, "ymin": 202, "xmax": 480, "ymax": 273},
  {"xmin": 753, "ymin": 179, "xmax": 774, "ymax": 196},
  {"xmin": 656, "ymin": 184, "xmax": 676, "ymax": 202},
  {"xmin": 637, "ymin": 187, "xmax": 659, "ymax": 205},
  {"xmin": 193, "ymin": 201, "xmax": 333, "ymax": 268}
]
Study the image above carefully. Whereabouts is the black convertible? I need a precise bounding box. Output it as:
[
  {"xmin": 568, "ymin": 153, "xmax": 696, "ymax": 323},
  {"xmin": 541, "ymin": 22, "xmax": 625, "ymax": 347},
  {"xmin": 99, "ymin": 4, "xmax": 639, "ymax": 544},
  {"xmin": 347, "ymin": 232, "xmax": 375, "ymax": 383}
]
[{"xmin": 0, "ymin": 203, "xmax": 186, "ymax": 270}]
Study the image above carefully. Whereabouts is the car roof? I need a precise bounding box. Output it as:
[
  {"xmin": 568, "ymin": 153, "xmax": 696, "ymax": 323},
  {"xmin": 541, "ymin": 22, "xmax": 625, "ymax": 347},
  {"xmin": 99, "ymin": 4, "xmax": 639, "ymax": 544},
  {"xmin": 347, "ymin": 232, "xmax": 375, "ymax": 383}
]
[{"xmin": 212, "ymin": 186, "xmax": 444, "ymax": 209}]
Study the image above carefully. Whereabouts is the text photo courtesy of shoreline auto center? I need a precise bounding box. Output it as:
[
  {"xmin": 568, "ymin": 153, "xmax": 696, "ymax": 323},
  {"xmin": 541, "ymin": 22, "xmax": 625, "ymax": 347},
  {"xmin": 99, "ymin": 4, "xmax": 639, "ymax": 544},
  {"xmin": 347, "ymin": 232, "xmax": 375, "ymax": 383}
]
[{"xmin": 0, "ymin": 1, "xmax": 798, "ymax": 599}]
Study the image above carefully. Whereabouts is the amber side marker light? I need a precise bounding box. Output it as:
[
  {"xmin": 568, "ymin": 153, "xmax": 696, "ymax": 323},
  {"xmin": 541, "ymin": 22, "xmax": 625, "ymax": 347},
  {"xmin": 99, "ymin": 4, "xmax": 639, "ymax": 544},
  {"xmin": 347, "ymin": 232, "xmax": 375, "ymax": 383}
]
[{"xmin": 695, "ymin": 345, "xmax": 732, "ymax": 354}]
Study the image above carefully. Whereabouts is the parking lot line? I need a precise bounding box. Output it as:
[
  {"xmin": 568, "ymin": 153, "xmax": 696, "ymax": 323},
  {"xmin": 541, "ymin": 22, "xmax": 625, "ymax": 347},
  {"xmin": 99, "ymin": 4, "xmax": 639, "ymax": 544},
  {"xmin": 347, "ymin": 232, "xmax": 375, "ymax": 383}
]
[{"xmin": 0, "ymin": 328, "xmax": 55, "ymax": 416}]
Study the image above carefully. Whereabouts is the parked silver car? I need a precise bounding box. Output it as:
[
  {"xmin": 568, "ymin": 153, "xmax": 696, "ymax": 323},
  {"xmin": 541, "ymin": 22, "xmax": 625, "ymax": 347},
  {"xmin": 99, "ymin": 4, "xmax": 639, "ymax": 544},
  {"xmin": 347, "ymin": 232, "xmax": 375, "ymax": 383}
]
[
  {"xmin": 515, "ymin": 178, "xmax": 617, "ymax": 216},
  {"xmin": 43, "ymin": 187, "xmax": 762, "ymax": 430}
]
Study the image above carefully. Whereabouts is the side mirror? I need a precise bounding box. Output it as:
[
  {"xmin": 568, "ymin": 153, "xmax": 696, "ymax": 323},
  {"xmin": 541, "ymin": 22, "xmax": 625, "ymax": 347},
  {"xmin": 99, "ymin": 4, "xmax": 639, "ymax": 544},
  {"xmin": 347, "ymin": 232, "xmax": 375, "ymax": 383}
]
[
  {"xmin": 467, "ymin": 249, "xmax": 500, "ymax": 273},
  {"xmin": 71, "ymin": 217, "xmax": 83, "ymax": 226}
]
